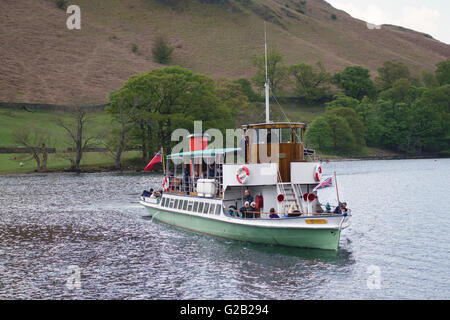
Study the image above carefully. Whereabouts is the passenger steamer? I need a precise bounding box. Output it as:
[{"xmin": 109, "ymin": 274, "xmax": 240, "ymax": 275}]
[{"xmin": 140, "ymin": 34, "xmax": 350, "ymax": 251}]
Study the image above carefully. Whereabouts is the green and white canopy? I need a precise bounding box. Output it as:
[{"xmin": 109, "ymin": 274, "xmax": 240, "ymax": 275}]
[{"xmin": 167, "ymin": 148, "xmax": 241, "ymax": 159}]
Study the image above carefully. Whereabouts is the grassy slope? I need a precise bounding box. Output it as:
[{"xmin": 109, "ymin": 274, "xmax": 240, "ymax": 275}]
[
  {"xmin": 0, "ymin": 0, "xmax": 448, "ymax": 104},
  {"xmin": 0, "ymin": 108, "xmax": 142, "ymax": 174}
]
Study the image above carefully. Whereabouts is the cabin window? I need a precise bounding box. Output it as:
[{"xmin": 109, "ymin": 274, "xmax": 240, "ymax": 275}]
[
  {"xmin": 198, "ymin": 202, "xmax": 204, "ymax": 213},
  {"xmin": 215, "ymin": 204, "xmax": 222, "ymax": 215},
  {"xmin": 178, "ymin": 199, "xmax": 184, "ymax": 210},
  {"xmin": 161, "ymin": 197, "xmax": 166, "ymax": 207},
  {"xmin": 183, "ymin": 200, "xmax": 188, "ymax": 211},
  {"xmin": 168, "ymin": 198, "xmax": 174, "ymax": 209},
  {"xmin": 193, "ymin": 201, "xmax": 198, "ymax": 212},
  {"xmin": 203, "ymin": 203, "xmax": 210, "ymax": 214},
  {"xmin": 281, "ymin": 128, "xmax": 293, "ymax": 143},
  {"xmin": 174, "ymin": 199, "xmax": 179, "ymax": 209},
  {"xmin": 209, "ymin": 204, "xmax": 216, "ymax": 214},
  {"xmin": 257, "ymin": 129, "xmax": 267, "ymax": 144},
  {"xmin": 187, "ymin": 201, "xmax": 193, "ymax": 211},
  {"xmin": 268, "ymin": 129, "xmax": 280, "ymax": 144},
  {"xmin": 295, "ymin": 128, "xmax": 302, "ymax": 142}
]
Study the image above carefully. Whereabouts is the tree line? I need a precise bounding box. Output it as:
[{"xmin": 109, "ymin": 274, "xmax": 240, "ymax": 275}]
[
  {"xmin": 13, "ymin": 58, "xmax": 449, "ymax": 172},
  {"xmin": 302, "ymin": 60, "xmax": 450, "ymax": 156}
]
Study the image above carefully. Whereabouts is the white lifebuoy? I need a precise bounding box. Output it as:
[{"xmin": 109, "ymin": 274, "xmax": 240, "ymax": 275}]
[
  {"xmin": 314, "ymin": 165, "xmax": 322, "ymax": 182},
  {"xmin": 236, "ymin": 166, "xmax": 250, "ymax": 184}
]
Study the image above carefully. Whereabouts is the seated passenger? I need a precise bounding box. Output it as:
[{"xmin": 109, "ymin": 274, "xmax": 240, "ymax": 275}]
[
  {"xmin": 288, "ymin": 204, "xmax": 301, "ymax": 217},
  {"xmin": 333, "ymin": 203, "xmax": 343, "ymax": 214},
  {"xmin": 248, "ymin": 202, "xmax": 257, "ymax": 218},
  {"xmin": 239, "ymin": 201, "xmax": 251, "ymax": 217},
  {"xmin": 341, "ymin": 202, "xmax": 348, "ymax": 215},
  {"xmin": 269, "ymin": 208, "xmax": 280, "ymax": 219},
  {"xmin": 141, "ymin": 190, "xmax": 152, "ymax": 197}
]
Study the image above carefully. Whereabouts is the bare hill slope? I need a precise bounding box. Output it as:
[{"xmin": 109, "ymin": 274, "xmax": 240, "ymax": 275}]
[{"xmin": 0, "ymin": 0, "xmax": 449, "ymax": 105}]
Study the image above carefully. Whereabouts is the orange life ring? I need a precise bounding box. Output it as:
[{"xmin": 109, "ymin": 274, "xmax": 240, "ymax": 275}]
[{"xmin": 236, "ymin": 166, "xmax": 249, "ymax": 184}]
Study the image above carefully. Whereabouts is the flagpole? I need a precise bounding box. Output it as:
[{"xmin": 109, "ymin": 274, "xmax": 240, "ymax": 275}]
[
  {"xmin": 161, "ymin": 147, "xmax": 166, "ymax": 176},
  {"xmin": 334, "ymin": 171, "xmax": 340, "ymax": 205}
]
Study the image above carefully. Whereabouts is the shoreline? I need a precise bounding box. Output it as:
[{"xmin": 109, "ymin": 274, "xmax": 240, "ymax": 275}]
[{"xmin": 1, "ymin": 154, "xmax": 447, "ymax": 176}]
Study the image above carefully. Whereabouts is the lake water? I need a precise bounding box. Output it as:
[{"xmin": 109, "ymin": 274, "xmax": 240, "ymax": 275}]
[{"xmin": 0, "ymin": 159, "xmax": 449, "ymax": 299}]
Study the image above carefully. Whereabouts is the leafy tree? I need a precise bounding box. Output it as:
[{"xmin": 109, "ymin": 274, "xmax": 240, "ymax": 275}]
[
  {"xmin": 421, "ymin": 70, "xmax": 438, "ymax": 88},
  {"xmin": 325, "ymin": 93, "xmax": 359, "ymax": 111},
  {"xmin": 327, "ymin": 107, "xmax": 365, "ymax": 148},
  {"xmin": 55, "ymin": 0, "xmax": 68, "ymax": 10},
  {"xmin": 289, "ymin": 62, "xmax": 332, "ymax": 102},
  {"xmin": 376, "ymin": 61, "xmax": 411, "ymax": 91},
  {"xmin": 304, "ymin": 116, "xmax": 333, "ymax": 152},
  {"xmin": 107, "ymin": 67, "xmax": 233, "ymax": 161},
  {"xmin": 379, "ymin": 79, "xmax": 426, "ymax": 104},
  {"xmin": 324, "ymin": 113, "xmax": 356, "ymax": 152},
  {"xmin": 332, "ymin": 66, "xmax": 376, "ymax": 100},
  {"xmin": 233, "ymin": 78, "xmax": 262, "ymax": 102},
  {"xmin": 435, "ymin": 60, "xmax": 450, "ymax": 86},
  {"xmin": 215, "ymin": 79, "xmax": 249, "ymax": 116},
  {"xmin": 252, "ymin": 48, "xmax": 288, "ymax": 95},
  {"xmin": 152, "ymin": 35, "xmax": 174, "ymax": 64}
]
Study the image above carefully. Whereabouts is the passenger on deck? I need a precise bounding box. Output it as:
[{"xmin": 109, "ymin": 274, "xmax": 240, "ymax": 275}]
[
  {"xmin": 243, "ymin": 189, "xmax": 254, "ymax": 203},
  {"xmin": 315, "ymin": 201, "xmax": 324, "ymax": 214},
  {"xmin": 341, "ymin": 202, "xmax": 348, "ymax": 214},
  {"xmin": 207, "ymin": 164, "xmax": 215, "ymax": 179},
  {"xmin": 247, "ymin": 202, "xmax": 257, "ymax": 218},
  {"xmin": 334, "ymin": 202, "xmax": 348, "ymax": 215},
  {"xmin": 269, "ymin": 208, "xmax": 280, "ymax": 219},
  {"xmin": 183, "ymin": 164, "xmax": 190, "ymax": 193},
  {"xmin": 288, "ymin": 204, "xmax": 301, "ymax": 217},
  {"xmin": 193, "ymin": 171, "xmax": 200, "ymax": 190},
  {"xmin": 239, "ymin": 201, "xmax": 251, "ymax": 217}
]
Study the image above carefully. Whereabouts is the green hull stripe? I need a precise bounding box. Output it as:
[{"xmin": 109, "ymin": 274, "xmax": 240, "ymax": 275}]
[{"xmin": 146, "ymin": 207, "xmax": 341, "ymax": 250}]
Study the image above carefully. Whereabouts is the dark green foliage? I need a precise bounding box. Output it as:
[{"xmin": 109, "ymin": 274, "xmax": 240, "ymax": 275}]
[
  {"xmin": 327, "ymin": 107, "xmax": 365, "ymax": 147},
  {"xmin": 55, "ymin": 0, "xmax": 68, "ymax": 10},
  {"xmin": 304, "ymin": 116, "xmax": 333, "ymax": 151},
  {"xmin": 305, "ymin": 59, "xmax": 450, "ymax": 156},
  {"xmin": 131, "ymin": 43, "xmax": 138, "ymax": 53},
  {"xmin": 233, "ymin": 78, "xmax": 263, "ymax": 102},
  {"xmin": 252, "ymin": 48, "xmax": 288, "ymax": 95},
  {"xmin": 106, "ymin": 67, "xmax": 234, "ymax": 162},
  {"xmin": 152, "ymin": 36, "xmax": 174, "ymax": 65},
  {"xmin": 296, "ymin": 8, "xmax": 304, "ymax": 14},
  {"xmin": 331, "ymin": 14, "xmax": 337, "ymax": 20},
  {"xmin": 376, "ymin": 61, "xmax": 411, "ymax": 91},
  {"xmin": 324, "ymin": 113, "xmax": 356, "ymax": 152},
  {"xmin": 289, "ymin": 62, "xmax": 332, "ymax": 102},
  {"xmin": 435, "ymin": 60, "xmax": 450, "ymax": 86},
  {"xmin": 421, "ymin": 71, "xmax": 439, "ymax": 88},
  {"xmin": 332, "ymin": 66, "xmax": 376, "ymax": 100}
]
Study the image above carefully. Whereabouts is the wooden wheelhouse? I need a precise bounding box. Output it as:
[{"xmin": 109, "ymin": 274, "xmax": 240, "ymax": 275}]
[{"xmin": 242, "ymin": 122, "xmax": 307, "ymax": 182}]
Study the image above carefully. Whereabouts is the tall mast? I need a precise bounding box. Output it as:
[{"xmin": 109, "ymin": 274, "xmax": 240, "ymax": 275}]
[{"xmin": 264, "ymin": 22, "xmax": 270, "ymax": 123}]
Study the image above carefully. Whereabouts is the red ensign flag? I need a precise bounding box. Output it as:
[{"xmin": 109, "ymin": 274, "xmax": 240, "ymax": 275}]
[{"xmin": 144, "ymin": 150, "xmax": 162, "ymax": 172}]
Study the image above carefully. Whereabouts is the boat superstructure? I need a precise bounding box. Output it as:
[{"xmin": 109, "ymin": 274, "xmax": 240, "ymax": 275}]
[
  {"xmin": 140, "ymin": 122, "xmax": 350, "ymax": 250},
  {"xmin": 140, "ymin": 27, "xmax": 350, "ymax": 250}
]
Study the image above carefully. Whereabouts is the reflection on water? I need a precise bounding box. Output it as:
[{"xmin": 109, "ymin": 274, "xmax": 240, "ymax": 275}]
[{"xmin": 0, "ymin": 159, "xmax": 449, "ymax": 299}]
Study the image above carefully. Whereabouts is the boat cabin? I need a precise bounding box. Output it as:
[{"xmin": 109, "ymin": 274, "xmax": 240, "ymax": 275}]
[{"xmin": 161, "ymin": 122, "xmax": 328, "ymax": 218}]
